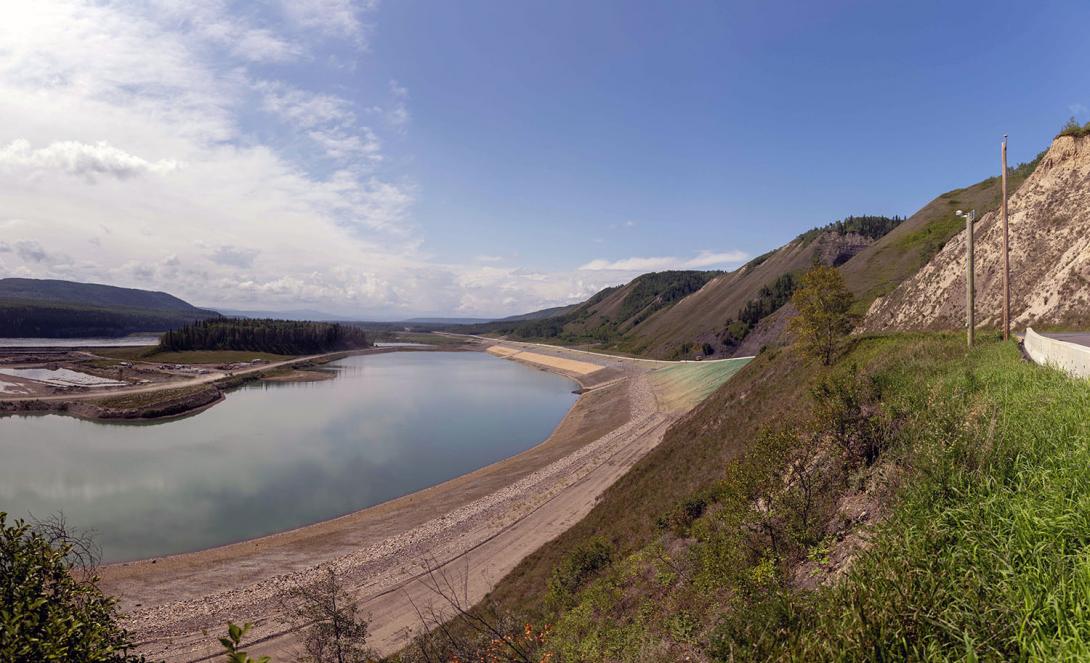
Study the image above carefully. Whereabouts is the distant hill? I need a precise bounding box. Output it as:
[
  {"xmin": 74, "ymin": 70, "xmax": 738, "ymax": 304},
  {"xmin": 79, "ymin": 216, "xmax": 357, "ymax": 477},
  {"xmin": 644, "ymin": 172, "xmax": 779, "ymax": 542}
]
[
  {"xmin": 863, "ymin": 134, "xmax": 1086, "ymax": 330},
  {"xmin": 216, "ymin": 308, "xmax": 358, "ymax": 322},
  {"xmin": 403, "ymin": 316, "xmax": 496, "ymax": 325},
  {"xmin": 0, "ymin": 278, "xmax": 220, "ymax": 338},
  {"xmin": 469, "ymin": 217, "xmax": 904, "ymax": 359},
  {"xmin": 497, "ymin": 304, "xmax": 580, "ymax": 322},
  {"xmin": 463, "ymin": 270, "xmax": 722, "ymax": 358}
]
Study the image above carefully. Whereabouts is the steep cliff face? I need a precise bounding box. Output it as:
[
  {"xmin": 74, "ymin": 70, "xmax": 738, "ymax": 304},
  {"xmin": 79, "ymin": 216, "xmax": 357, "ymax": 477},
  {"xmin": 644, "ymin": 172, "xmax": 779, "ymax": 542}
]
[{"xmin": 863, "ymin": 135, "xmax": 1090, "ymax": 331}]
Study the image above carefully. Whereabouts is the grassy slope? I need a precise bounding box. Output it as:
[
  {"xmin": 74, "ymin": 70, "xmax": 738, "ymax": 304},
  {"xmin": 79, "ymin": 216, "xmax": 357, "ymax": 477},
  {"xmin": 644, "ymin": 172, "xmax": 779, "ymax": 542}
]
[
  {"xmin": 487, "ymin": 344, "xmax": 819, "ymax": 612},
  {"xmin": 492, "ymin": 333, "xmax": 1090, "ymax": 661}
]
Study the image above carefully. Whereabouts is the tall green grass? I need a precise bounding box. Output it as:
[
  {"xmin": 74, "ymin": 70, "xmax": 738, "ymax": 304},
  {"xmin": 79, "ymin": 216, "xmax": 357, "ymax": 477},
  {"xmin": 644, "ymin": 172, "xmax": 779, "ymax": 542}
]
[
  {"xmin": 542, "ymin": 334, "xmax": 1090, "ymax": 661},
  {"xmin": 779, "ymin": 339, "xmax": 1090, "ymax": 661}
]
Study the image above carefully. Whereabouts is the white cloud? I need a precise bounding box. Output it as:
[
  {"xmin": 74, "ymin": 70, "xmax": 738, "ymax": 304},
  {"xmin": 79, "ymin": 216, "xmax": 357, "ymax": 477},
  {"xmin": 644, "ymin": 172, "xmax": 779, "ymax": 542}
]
[
  {"xmin": 0, "ymin": 139, "xmax": 180, "ymax": 181},
  {"xmin": 281, "ymin": 0, "xmax": 373, "ymax": 39},
  {"xmin": 0, "ymin": 0, "xmax": 724, "ymax": 319},
  {"xmin": 308, "ymin": 129, "xmax": 383, "ymax": 162},
  {"xmin": 211, "ymin": 245, "xmax": 260, "ymax": 268},
  {"xmin": 578, "ymin": 250, "xmax": 747, "ymax": 271},
  {"xmin": 257, "ymin": 81, "xmax": 356, "ymax": 129},
  {"xmin": 229, "ymin": 28, "xmax": 302, "ymax": 62},
  {"xmin": 386, "ymin": 79, "xmax": 411, "ymax": 130},
  {"xmin": 684, "ymin": 250, "xmax": 750, "ymax": 268},
  {"xmin": 1071, "ymin": 102, "xmax": 1089, "ymax": 118}
]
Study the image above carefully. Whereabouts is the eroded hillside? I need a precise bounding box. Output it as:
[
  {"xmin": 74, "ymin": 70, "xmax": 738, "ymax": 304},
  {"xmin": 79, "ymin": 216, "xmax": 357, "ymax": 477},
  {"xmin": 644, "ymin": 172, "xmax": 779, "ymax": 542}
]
[{"xmin": 864, "ymin": 134, "xmax": 1090, "ymax": 330}]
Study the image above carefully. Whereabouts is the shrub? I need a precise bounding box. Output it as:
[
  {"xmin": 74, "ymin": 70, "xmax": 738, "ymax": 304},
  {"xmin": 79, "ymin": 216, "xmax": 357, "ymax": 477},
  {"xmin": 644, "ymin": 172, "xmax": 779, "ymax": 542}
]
[
  {"xmin": 546, "ymin": 537, "xmax": 613, "ymax": 609},
  {"xmin": 0, "ymin": 513, "xmax": 145, "ymax": 663},
  {"xmin": 789, "ymin": 265, "xmax": 854, "ymax": 365},
  {"xmin": 219, "ymin": 622, "xmax": 269, "ymax": 663},
  {"xmin": 281, "ymin": 569, "xmax": 373, "ymax": 663}
]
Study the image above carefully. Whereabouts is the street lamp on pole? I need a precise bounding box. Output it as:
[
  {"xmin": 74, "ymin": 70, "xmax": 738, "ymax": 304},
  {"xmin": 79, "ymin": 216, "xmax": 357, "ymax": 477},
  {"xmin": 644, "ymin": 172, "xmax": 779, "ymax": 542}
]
[{"xmin": 957, "ymin": 209, "xmax": 977, "ymax": 348}]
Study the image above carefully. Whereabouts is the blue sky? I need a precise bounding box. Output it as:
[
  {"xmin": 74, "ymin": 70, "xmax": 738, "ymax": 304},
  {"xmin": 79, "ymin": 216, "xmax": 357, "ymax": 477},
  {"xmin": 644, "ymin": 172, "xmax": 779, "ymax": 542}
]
[{"xmin": 1, "ymin": 1, "xmax": 1087, "ymax": 317}]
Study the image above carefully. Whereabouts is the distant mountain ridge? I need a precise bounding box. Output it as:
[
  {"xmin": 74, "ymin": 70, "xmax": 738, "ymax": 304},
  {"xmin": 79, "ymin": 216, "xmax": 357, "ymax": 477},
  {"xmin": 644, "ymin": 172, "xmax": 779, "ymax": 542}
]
[
  {"xmin": 0, "ymin": 278, "xmax": 211, "ymax": 313},
  {"xmin": 0, "ymin": 277, "xmax": 220, "ymax": 338}
]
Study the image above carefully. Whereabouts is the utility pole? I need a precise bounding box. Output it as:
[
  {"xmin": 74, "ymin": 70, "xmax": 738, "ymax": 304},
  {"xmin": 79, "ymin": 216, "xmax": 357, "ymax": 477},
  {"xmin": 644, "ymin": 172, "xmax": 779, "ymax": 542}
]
[
  {"xmin": 958, "ymin": 209, "xmax": 976, "ymax": 347},
  {"xmin": 1001, "ymin": 134, "xmax": 1010, "ymax": 340}
]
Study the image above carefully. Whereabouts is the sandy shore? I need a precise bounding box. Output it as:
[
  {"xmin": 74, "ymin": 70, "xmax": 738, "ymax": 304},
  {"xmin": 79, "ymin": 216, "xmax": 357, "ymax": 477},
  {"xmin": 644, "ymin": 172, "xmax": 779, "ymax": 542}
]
[{"xmin": 99, "ymin": 340, "xmax": 745, "ymax": 661}]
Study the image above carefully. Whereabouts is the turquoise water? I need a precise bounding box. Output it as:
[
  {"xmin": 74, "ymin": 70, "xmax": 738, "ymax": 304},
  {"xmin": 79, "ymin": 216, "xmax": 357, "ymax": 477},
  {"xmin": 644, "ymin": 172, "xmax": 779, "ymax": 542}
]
[{"xmin": 0, "ymin": 352, "xmax": 577, "ymax": 562}]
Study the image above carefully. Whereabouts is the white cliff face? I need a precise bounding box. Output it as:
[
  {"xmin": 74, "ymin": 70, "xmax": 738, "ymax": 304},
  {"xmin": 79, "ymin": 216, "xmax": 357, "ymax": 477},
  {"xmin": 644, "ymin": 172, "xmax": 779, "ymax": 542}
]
[{"xmin": 864, "ymin": 135, "xmax": 1090, "ymax": 332}]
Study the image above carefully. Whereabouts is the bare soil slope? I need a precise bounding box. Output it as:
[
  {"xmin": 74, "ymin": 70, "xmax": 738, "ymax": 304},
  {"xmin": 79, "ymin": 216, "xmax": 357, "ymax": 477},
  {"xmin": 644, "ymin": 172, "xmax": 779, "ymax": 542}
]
[{"xmin": 864, "ymin": 135, "xmax": 1090, "ymax": 331}]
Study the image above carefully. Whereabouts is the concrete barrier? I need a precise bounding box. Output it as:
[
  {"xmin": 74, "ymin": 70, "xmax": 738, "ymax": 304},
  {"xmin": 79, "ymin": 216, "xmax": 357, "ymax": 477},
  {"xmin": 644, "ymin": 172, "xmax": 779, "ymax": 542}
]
[{"xmin": 1023, "ymin": 327, "xmax": 1090, "ymax": 378}]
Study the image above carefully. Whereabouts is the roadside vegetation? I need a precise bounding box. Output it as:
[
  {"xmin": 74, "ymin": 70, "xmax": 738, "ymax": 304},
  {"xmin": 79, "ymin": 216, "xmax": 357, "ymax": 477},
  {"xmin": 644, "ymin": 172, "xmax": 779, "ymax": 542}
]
[
  {"xmin": 2, "ymin": 512, "xmax": 376, "ymax": 663},
  {"xmin": 788, "ymin": 265, "xmax": 854, "ymax": 365},
  {"xmin": 417, "ymin": 330, "xmax": 1090, "ymax": 662},
  {"xmin": 158, "ymin": 319, "xmax": 371, "ymax": 355}
]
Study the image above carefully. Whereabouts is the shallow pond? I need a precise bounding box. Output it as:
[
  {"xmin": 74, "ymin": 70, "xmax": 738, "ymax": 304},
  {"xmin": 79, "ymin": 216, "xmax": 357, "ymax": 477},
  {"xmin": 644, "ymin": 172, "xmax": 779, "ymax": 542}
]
[{"xmin": 0, "ymin": 352, "xmax": 577, "ymax": 562}]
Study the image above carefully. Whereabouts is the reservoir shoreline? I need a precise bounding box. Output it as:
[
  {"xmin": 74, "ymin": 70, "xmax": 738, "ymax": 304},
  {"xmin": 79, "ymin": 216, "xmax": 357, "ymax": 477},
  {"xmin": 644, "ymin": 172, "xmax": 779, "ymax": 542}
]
[
  {"xmin": 90, "ymin": 339, "xmax": 747, "ymax": 661},
  {"xmin": 0, "ymin": 344, "xmax": 466, "ymax": 422}
]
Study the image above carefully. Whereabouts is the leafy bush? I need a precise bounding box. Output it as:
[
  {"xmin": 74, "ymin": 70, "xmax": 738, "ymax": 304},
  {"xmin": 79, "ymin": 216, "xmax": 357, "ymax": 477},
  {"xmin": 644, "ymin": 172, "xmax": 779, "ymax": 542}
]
[
  {"xmin": 219, "ymin": 622, "xmax": 269, "ymax": 663},
  {"xmin": 546, "ymin": 537, "xmax": 614, "ymax": 609},
  {"xmin": 789, "ymin": 265, "xmax": 854, "ymax": 365},
  {"xmin": 0, "ymin": 513, "xmax": 145, "ymax": 663}
]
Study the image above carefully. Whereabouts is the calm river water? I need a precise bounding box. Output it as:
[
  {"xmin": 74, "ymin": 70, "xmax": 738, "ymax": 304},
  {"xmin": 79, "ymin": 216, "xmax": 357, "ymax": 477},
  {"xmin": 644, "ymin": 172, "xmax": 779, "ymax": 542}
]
[{"xmin": 0, "ymin": 352, "xmax": 577, "ymax": 562}]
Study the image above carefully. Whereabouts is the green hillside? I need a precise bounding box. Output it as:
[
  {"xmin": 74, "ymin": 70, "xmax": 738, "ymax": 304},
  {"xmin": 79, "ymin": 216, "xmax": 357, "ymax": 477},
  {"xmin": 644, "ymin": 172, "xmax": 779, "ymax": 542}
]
[
  {"xmin": 422, "ymin": 332, "xmax": 1090, "ymax": 661},
  {"xmin": 0, "ymin": 278, "xmax": 220, "ymax": 338}
]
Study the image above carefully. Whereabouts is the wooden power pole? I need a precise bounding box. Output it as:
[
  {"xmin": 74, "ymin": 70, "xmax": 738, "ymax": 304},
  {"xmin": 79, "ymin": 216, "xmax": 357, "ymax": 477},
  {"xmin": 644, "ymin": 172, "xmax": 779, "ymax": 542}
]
[
  {"xmin": 962, "ymin": 209, "xmax": 976, "ymax": 347},
  {"xmin": 1001, "ymin": 135, "xmax": 1010, "ymax": 340}
]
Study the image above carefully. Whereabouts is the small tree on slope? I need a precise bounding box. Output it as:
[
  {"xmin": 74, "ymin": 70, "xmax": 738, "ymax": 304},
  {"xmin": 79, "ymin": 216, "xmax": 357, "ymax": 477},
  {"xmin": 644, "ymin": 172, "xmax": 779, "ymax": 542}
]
[{"xmin": 789, "ymin": 265, "xmax": 854, "ymax": 365}]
